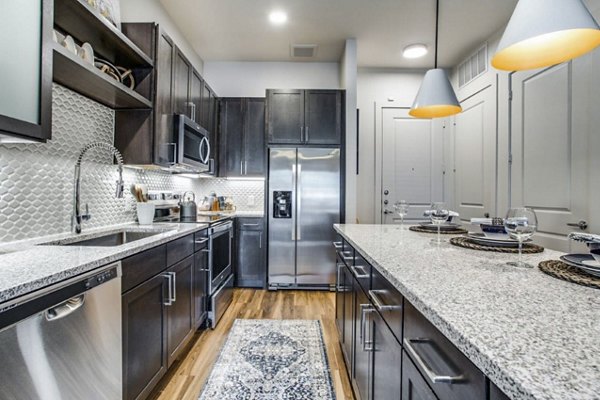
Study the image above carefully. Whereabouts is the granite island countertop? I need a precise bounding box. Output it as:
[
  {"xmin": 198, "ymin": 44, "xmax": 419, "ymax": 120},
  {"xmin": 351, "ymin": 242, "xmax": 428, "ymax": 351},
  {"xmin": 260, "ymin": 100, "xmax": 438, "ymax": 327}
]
[
  {"xmin": 334, "ymin": 224, "xmax": 600, "ymax": 400},
  {"xmin": 0, "ymin": 222, "xmax": 210, "ymax": 305}
]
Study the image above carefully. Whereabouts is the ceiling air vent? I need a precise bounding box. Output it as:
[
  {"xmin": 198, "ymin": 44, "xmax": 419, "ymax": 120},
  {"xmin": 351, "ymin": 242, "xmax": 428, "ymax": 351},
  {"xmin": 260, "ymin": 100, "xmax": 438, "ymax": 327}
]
[
  {"xmin": 291, "ymin": 44, "xmax": 318, "ymax": 58},
  {"xmin": 458, "ymin": 44, "xmax": 488, "ymax": 88}
]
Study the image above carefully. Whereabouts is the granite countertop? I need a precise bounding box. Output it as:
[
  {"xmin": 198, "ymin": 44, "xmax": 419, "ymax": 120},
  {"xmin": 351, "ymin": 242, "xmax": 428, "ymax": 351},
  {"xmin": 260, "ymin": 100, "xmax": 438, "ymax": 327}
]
[
  {"xmin": 0, "ymin": 222, "xmax": 209, "ymax": 305},
  {"xmin": 334, "ymin": 224, "xmax": 600, "ymax": 400}
]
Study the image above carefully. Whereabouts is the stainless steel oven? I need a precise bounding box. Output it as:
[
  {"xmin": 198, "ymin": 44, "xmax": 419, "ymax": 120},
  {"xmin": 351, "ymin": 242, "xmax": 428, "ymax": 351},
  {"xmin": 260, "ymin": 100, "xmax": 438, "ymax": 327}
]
[
  {"xmin": 207, "ymin": 221, "xmax": 234, "ymax": 329},
  {"xmin": 173, "ymin": 114, "xmax": 211, "ymax": 173}
]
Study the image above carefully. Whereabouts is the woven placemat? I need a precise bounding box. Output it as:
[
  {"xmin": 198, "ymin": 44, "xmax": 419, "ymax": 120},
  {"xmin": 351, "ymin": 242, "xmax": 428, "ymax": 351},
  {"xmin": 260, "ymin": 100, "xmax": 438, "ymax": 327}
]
[
  {"xmin": 449, "ymin": 236, "xmax": 544, "ymax": 253},
  {"xmin": 409, "ymin": 226, "xmax": 468, "ymax": 235},
  {"xmin": 538, "ymin": 260, "xmax": 600, "ymax": 289}
]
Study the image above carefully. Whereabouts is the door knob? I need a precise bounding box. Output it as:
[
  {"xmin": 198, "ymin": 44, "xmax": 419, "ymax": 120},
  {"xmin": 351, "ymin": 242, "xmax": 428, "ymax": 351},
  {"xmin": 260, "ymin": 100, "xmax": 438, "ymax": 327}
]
[
  {"xmin": 567, "ymin": 220, "xmax": 588, "ymax": 230},
  {"xmin": 383, "ymin": 209, "xmax": 393, "ymax": 215},
  {"xmin": 384, "ymin": 190, "xmax": 389, "ymax": 196}
]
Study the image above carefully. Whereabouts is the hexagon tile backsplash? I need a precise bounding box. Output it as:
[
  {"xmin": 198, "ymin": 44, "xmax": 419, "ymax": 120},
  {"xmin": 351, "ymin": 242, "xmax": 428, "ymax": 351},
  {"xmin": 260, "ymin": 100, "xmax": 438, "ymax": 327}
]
[{"xmin": 0, "ymin": 85, "xmax": 263, "ymax": 243}]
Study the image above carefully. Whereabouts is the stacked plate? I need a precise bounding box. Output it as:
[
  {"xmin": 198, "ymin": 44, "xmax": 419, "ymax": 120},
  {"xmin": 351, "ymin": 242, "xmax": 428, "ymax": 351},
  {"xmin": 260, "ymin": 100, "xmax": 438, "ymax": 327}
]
[
  {"xmin": 466, "ymin": 232, "xmax": 530, "ymax": 248},
  {"xmin": 418, "ymin": 222, "xmax": 461, "ymax": 232},
  {"xmin": 560, "ymin": 254, "xmax": 600, "ymax": 278}
]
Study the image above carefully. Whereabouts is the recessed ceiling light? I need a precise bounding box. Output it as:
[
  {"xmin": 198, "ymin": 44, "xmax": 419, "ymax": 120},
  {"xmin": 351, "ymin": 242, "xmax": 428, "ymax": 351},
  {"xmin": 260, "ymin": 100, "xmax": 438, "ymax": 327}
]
[
  {"xmin": 269, "ymin": 10, "xmax": 288, "ymax": 25},
  {"xmin": 403, "ymin": 44, "xmax": 428, "ymax": 59}
]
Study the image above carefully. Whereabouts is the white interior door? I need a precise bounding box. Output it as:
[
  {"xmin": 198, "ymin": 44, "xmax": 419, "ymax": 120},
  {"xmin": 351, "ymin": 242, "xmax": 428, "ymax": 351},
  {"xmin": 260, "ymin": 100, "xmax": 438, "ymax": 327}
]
[
  {"xmin": 380, "ymin": 107, "xmax": 443, "ymax": 224},
  {"xmin": 511, "ymin": 59, "xmax": 590, "ymax": 252},
  {"xmin": 453, "ymin": 85, "xmax": 497, "ymax": 222}
]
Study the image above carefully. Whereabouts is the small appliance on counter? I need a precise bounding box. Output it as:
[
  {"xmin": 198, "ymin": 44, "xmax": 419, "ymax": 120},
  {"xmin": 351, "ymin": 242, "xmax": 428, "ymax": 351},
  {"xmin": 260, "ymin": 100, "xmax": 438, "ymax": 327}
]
[{"xmin": 179, "ymin": 191, "xmax": 198, "ymax": 222}]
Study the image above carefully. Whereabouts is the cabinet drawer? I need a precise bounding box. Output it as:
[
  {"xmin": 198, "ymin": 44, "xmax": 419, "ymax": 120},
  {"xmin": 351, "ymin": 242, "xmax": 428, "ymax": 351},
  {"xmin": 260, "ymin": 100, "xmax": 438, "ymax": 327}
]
[
  {"xmin": 121, "ymin": 245, "xmax": 167, "ymax": 293},
  {"xmin": 334, "ymin": 238, "xmax": 354, "ymax": 267},
  {"xmin": 167, "ymin": 234, "xmax": 194, "ymax": 266},
  {"xmin": 404, "ymin": 301, "xmax": 486, "ymax": 400},
  {"xmin": 351, "ymin": 252, "xmax": 371, "ymax": 292},
  {"xmin": 402, "ymin": 351, "xmax": 439, "ymax": 400},
  {"xmin": 194, "ymin": 229, "xmax": 209, "ymax": 252},
  {"xmin": 370, "ymin": 267, "xmax": 404, "ymax": 344},
  {"xmin": 237, "ymin": 217, "xmax": 264, "ymax": 231}
]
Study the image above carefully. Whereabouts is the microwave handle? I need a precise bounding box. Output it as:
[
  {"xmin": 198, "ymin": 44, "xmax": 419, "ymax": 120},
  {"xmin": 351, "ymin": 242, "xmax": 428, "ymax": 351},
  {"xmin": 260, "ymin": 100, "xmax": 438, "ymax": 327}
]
[{"xmin": 199, "ymin": 136, "xmax": 211, "ymax": 164}]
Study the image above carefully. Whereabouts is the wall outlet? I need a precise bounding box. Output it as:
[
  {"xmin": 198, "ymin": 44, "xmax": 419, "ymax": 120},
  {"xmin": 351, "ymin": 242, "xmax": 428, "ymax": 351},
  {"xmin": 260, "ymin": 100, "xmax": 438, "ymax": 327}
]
[{"xmin": 247, "ymin": 195, "xmax": 255, "ymax": 207}]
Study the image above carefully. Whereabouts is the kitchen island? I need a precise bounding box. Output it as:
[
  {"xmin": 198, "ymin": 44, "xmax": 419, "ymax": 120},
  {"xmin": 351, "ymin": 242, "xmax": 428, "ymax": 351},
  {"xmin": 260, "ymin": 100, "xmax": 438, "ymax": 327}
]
[{"xmin": 334, "ymin": 224, "xmax": 600, "ymax": 400}]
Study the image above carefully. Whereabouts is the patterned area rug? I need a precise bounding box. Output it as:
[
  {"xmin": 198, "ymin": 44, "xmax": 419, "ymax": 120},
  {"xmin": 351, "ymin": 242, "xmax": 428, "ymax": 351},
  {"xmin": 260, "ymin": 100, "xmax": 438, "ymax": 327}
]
[{"xmin": 199, "ymin": 319, "xmax": 336, "ymax": 400}]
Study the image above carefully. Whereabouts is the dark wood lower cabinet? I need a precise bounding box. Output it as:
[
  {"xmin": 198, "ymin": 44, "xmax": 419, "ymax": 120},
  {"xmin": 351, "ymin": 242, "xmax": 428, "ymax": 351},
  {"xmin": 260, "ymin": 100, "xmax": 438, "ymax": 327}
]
[
  {"xmin": 353, "ymin": 281, "xmax": 372, "ymax": 400},
  {"xmin": 371, "ymin": 310, "xmax": 402, "ymax": 400},
  {"xmin": 489, "ymin": 383, "xmax": 510, "ymax": 400},
  {"xmin": 235, "ymin": 218, "xmax": 266, "ymax": 288},
  {"xmin": 193, "ymin": 248, "xmax": 209, "ymax": 328},
  {"xmin": 335, "ymin": 258, "xmax": 345, "ymax": 339},
  {"xmin": 342, "ymin": 264, "xmax": 354, "ymax": 369},
  {"xmin": 402, "ymin": 351, "xmax": 439, "ymax": 400},
  {"xmin": 166, "ymin": 255, "xmax": 195, "ymax": 367},
  {"xmin": 122, "ymin": 274, "xmax": 168, "ymax": 400}
]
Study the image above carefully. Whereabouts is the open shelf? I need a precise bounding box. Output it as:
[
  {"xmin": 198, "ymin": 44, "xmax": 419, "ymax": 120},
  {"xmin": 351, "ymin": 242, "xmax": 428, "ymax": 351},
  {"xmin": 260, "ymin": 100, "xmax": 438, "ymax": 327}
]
[
  {"xmin": 53, "ymin": 43, "xmax": 152, "ymax": 109},
  {"xmin": 54, "ymin": 0, "xmax": 153, "ymax": 69}
]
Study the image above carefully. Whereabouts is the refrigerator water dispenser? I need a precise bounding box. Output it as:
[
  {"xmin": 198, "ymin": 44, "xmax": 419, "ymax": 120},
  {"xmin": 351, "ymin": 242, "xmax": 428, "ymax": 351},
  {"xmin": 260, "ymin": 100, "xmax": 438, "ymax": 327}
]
[{"xmin": 273, "ymin": 191, "xmax": 292, "ymax": 218}]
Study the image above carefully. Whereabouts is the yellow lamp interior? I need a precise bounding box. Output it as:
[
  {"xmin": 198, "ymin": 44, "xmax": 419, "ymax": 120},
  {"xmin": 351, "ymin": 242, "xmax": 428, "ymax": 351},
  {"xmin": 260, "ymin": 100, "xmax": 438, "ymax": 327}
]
[
  {"xmin": 492, "ymin": 28, "xmax": 600, "ymax": 71},
  {"xmin": 409, "ymin": 105, "xmax": 462, "ymax": 119}
]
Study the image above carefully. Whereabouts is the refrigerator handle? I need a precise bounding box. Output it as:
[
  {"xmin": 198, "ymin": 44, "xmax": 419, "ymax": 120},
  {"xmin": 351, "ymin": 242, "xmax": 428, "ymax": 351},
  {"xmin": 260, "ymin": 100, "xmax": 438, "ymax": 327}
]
[
  {"xmin": 297, "ymin": 163, "xmax": 302, "ymax": 240},
  {"xmin": 291, "ymin": 163, "xmax": 296, "ymax": 241}
]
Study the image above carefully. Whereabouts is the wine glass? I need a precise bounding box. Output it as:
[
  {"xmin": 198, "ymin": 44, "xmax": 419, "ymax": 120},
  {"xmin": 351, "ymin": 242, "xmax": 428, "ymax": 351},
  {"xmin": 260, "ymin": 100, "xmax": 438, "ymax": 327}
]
[
  {"xmin": 394, "ymin": 200, "xmax": 410, "ymax": 229},
  {"xmin": 430, "ymin": 202, "xmax": 450, "ymax": 245},
  {"xmin": 504, "ymin": 207, "xmax": 538, "ymax": 268}
]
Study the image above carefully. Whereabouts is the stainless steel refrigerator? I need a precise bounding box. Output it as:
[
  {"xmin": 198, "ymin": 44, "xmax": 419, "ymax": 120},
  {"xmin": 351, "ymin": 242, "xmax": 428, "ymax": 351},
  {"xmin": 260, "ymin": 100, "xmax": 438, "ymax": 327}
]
[{"xmin": 268, "ymin": 148, "xmax": 341, "ymax": 290}]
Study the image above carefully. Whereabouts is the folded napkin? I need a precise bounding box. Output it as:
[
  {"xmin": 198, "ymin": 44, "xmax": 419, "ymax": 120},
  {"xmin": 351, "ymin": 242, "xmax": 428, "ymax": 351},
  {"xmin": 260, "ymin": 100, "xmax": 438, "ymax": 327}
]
[
  {"xmin": 568, "ymin": 232, "xmax": 600, "ymax": 244},
  {"xmin": 423, "ymin": 210, "xmax": 459, "ymax": 217},
  {"xmin": 470, "ymin": 218, "xmax": 493, "ymax": 225}
]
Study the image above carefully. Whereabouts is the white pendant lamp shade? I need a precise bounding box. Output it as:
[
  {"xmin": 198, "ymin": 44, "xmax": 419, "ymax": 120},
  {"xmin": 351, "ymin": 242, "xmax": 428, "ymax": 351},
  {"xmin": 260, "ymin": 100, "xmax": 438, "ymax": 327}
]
[
  {"xmin": 492, "ymin": 0, "xmax": 600, "ymax": 71},
  {"xmin": 409, "ymin": 69, "xmax": 462, "ymax": 119}
]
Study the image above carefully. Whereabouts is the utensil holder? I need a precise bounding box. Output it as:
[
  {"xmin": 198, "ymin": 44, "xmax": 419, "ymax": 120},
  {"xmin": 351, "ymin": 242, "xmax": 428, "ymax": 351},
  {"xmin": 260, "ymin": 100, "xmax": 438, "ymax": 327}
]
[{"xmin": 136, "ymin": 203, "xmax": 155, "ymax": 225}]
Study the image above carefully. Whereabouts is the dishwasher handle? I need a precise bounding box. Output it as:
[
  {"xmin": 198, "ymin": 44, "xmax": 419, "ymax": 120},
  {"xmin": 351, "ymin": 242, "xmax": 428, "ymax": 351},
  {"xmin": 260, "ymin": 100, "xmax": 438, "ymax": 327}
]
[{"xmin": 45, "ymin": 295, "xmax": 85, "ymax": 321}]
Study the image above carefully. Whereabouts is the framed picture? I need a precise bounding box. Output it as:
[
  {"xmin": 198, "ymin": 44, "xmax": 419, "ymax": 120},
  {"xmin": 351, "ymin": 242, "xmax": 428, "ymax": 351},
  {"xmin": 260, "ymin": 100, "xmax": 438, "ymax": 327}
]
[{"xmin": 87, "ymin": 0, "xmax": 121, "ymax": 29}]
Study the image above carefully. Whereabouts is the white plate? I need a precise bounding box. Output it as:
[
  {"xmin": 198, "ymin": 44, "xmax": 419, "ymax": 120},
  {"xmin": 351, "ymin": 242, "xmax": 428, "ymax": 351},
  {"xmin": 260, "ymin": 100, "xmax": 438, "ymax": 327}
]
[
  {"xmin": 419, "ymin": 222, "xmax": 461, "ymax": 231},
  {"xmin": 467, "ymin": 232, "xmax": 530, "ymax": 246}
]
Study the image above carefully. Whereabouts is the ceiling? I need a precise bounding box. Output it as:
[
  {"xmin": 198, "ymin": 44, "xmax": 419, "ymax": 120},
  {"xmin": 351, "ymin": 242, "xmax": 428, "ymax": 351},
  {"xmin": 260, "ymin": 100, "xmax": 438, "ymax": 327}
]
[{"xmin": 160, "ymin": 0, "xmax": 518, "ymax": 68}]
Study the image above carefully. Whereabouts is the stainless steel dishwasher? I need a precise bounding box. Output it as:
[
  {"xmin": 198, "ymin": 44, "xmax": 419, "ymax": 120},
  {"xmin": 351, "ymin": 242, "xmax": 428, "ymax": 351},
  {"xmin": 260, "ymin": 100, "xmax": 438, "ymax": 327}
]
[{"xmin": 0, "ymin": 262, "xmax": 122, "ymax": 400}]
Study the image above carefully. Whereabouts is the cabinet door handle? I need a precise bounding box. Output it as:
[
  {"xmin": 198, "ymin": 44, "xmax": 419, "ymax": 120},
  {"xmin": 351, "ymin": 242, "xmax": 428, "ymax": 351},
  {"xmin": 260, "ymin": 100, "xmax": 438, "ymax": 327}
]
[
  {"xmin": 350, "ymin": 265, "xmax": 369, "ymax": 279},
  {"xmin": 163, "ymin": 273, "xmax": 173, "ymax": 306},
  {"xmin": 195, "ymin": 238, "xmax": 209, "ymax": 245},
  {"xmin": 169, "ymin": 271, "xmax": 177, "ymax": 303},
  {"xmin": 300, "ymin": 126, "xmax": 304, "ymax": 142},
  {"xmin": 403, "ymin": 338, "xmax": 465, "ymax": 384},
  {"xmin": 336, "ymin": 263, "xmax": 344, "ymax": 291},
  {"xmin": 244, "ymin": 160, "xmax": 248, "ymax": 175},
  {"xmin": 240, "ymin": 160, "xmax": 243, "ymax": 175},
  {"xmin": 360, "ymin": 304, "xmax": 374, "ymax": 351},
  {"xmin": 243, "ymin": 223, "xmax": 260, "ymax": 227},
  {"xmin": 369, "ymin": 290, "xmax": 402, "ymax": 311},
  {"xmin": 333, "ymin": 241, "xmax": 343, "ymax": 250},
  {"xmin": 305, "ymin": 126, "xmax": 309, "ymax": 143},
  {"xmin": 259, "ymin": 232, "xmax": 262, "ymax": 248}
]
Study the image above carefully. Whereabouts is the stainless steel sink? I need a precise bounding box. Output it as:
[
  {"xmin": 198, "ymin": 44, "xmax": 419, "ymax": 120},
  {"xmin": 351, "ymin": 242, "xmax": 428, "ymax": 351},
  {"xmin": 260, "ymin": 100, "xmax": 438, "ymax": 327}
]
[{"xmin": 41, "ymin": 230, "xmax": 173, "ymax": 247}]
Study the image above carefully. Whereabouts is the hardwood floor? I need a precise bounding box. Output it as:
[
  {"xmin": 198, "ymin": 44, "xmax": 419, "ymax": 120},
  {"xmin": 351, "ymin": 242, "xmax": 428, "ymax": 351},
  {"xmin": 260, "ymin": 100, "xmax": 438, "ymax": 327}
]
[{"xmin": 149, "ymin": 289, "xmax": 355, "ymax": 400}]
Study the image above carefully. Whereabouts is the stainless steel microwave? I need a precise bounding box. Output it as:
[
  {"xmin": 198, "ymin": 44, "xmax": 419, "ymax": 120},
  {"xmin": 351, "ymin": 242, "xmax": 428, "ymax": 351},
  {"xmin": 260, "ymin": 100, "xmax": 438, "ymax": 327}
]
[{"xmin": 172, "ymin": 114, "xmax": 211, "ymax": 173}]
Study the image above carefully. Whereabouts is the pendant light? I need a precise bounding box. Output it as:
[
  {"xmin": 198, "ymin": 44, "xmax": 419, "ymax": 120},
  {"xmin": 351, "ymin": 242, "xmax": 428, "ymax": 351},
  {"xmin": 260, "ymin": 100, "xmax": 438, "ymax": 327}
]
[
  {"xmin": 409, "ymin": 0, "xmax": 461, "ymax": 119},
  {"xmin": 492, "ymin": 0, "xmax": 600, "ymax": 71}
]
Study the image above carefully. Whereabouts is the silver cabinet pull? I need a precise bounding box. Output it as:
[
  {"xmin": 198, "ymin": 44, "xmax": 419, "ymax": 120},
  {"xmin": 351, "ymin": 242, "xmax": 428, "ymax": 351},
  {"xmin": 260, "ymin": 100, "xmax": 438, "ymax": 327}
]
[
  {"xmin": 336, "ymin": 263, "xmax": 344, "ymax": 291},
  {"xmin": 333, "ymin": 241, "xmax": 343, "ymax": 250},
  {"xmin": 163, "ymin": 273, "xmax": 173, "ymax": 306},
  {"xmin": 243, "ymin": 223, "xmax": 260, "ymax": 227},
  {"xmin": 305, "ymin": 126, "xmax": 309, "ymax": 143},
  {"xmin": 170, "ymin": 271, "xmax": 177, "ymax": 302},
  {"xmin": 244, "ymin": 160, "xmax": 248, "ymax": 175},
  {"xmin": 350, "ymin": 265, "xmax": 370, "ymax": 279},
  {"xmin": 342, "ymin": 250, "xmax": 354, "ymax": 260},
  {"xmin": 240, "ymin": 161, "xmax": 243, "ymax": 175},
  {"xmin": 403, "ymin": 338, "xmax": 465, "ymax": 384},
  {"xmin": 45, "ymin": 295, "xmax": 85, "ymax": 321},
  {"xmin": 300, "ymin": 126, "xmax": 304, "ymax": 142},
  {"xmin": 195, "ymin": 238, "xmax": 209, "ymax": 245},
  {"xmin": 567, "ymin": 220, "xmax": 588, "ymax": 230},
  {"xmin": 259, "ymin": 232, "xmax": 262, "ymax": 249},
  {"xmin": 369, "ymin": 290, "xmax": 402, "ymax": 311},
  {"xmin": 360, "ymin": 304, "xmax": 374, "ymax": 351}
]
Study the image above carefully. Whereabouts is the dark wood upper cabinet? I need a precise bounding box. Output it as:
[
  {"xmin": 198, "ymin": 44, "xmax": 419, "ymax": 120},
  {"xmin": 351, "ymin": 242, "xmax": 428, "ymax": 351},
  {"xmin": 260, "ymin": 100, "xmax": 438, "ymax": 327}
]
[
  {"xmin": 172, "ymin": 49, "xmax": 192, "ymax": 117},
  {"xmin": 219, "ymin": 97, "xmax": 265, "ymax": 178},
  {"xmin": 115, "ymin": 23, "xmax": 219, "ymax": 170},
  {"xmin": 267, "ymin": 89, "xmax": 304, "ymax": 144},
  {"xmin": 266, "ymin": 89, "xmax": 343, "ymax": 145},
  {"xmin": 0, "ymin": 0, "xmax": 52, "ymax": 142},
  {"xmin": 304, "ymin": 90, "xmax": 342, "ymax": 145}
]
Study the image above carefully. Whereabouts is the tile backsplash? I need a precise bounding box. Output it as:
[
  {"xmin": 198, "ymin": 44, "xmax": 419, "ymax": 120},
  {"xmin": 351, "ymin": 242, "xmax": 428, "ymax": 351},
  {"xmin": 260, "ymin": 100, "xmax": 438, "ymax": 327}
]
[{"xmin": 0, "ymin": 85, "xmax": 263, "ymax": 243}]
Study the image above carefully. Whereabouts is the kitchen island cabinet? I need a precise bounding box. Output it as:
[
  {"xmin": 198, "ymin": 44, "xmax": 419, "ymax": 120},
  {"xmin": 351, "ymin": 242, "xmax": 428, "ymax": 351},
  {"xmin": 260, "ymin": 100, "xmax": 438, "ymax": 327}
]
[
  {"xmin": 234, "ymin": 217, "xmax": 266, "ymax": 287},
  {"xmin": 334, "ymin": 224, "xmax": 599, "ymax": 400}
]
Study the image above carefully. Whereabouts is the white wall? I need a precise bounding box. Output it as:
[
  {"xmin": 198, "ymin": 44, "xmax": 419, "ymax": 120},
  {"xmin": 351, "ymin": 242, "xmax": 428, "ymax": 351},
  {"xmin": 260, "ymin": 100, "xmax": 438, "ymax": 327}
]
[
  {"xmin": 356, "ymin": 68, "xmax": 426, "ymax": 224},
  {"xmin": 120, "ymin": 0, "xmax": 204, "ymax": 73},
  {"xmin": 341, "ymin": 39, "xmax": 358, "ymax": 224},
  {"xmin": 203, "ymin": 62, "xmax": 340, "ymax": 97}
]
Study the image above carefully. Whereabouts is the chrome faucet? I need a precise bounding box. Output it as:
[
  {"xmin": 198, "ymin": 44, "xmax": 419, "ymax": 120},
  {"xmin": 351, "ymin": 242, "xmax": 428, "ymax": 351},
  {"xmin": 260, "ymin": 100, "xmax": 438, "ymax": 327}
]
[{"xmin": 73, "ymin": 142, "xmax": 125, "ymax": 234}]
